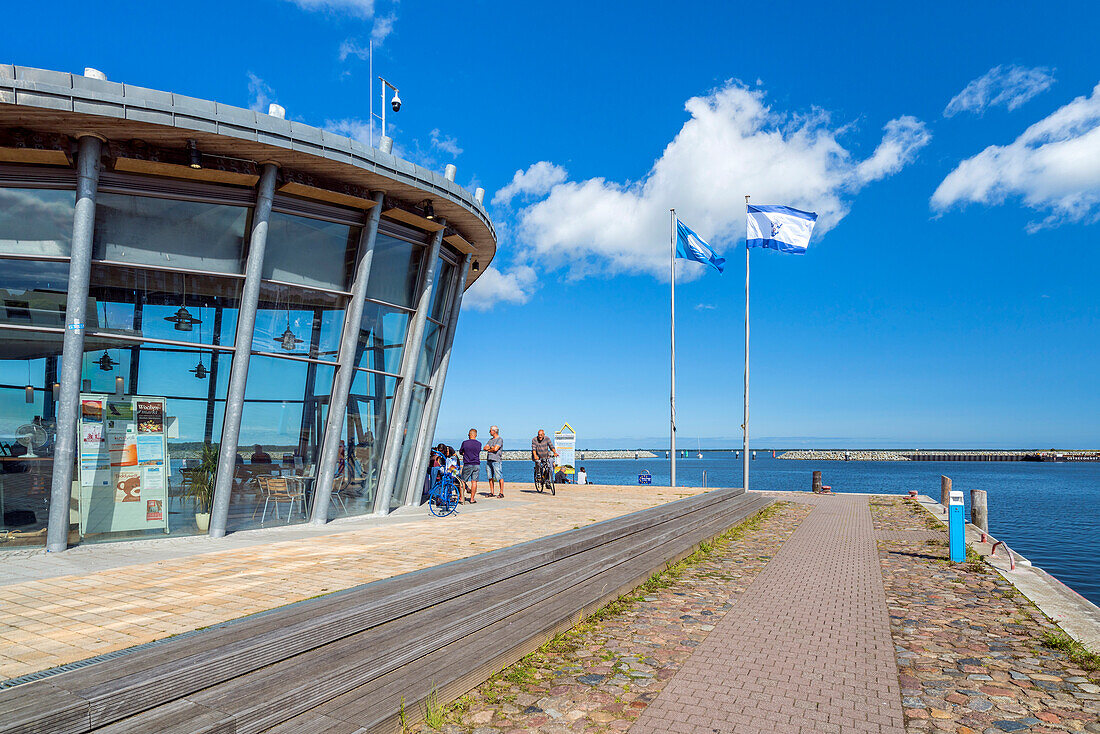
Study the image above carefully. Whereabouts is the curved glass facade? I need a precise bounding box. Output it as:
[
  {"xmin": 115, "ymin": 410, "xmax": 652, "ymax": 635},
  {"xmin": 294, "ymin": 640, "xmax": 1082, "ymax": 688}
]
[{"xmin": 0, "ymin": 163, "xmax": 464, "ymax": 550}]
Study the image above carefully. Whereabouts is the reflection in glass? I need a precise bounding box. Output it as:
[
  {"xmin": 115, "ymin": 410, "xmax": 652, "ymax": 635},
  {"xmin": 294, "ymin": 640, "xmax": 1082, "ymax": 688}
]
[
  {"xmin": 355, "ymin": 301, "xmax": 410, "ymax": 375},
  {"xmin": 0, "ymin": 338, "xmax": 62, "ymax": 548},
  {"xmin": 339, "ymin": 369, "xmax": 396, "ymax": 516},
  {"xmin": 0, "ymin": 258, "xmax": 70, "ymax": 328},
  {"xmin": 429, "ymin": 259, "xmax": 455, "ymax": 322},
  {"xmin": 416, "ymin": 321, "xmax": 441, "ymax": 384},
  {"xmin": 390, "ymin": 385, "xmax": 429, "ymax": 510},
  {"xmin": 0, "ymin": 188, "xmax": 75, "ymax": 256},
  {"xmin": 88, "ymin": 265, "xmax": 241, "ymax": 347},
  {"xmin": 264, "ymin": 212, "xmax": 359, "ymax": 291},
  {"xmin": 365, "ymin": 233, "xmax": 423, "ymax": 308},
  {"xmin": 94, "ymin": 193, "xmax": 249, "ymax": 274},
  {"xmin": 255, "ymin": 283, "xmax": 345, "ymax": 360},
  {"xmin": 228, "ymin": 356, "xmax": 335, "ymax": 532}
]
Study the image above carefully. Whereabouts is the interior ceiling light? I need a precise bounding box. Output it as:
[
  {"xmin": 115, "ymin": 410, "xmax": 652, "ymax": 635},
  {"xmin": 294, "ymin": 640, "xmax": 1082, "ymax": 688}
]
[
  {"xmin": 187, "ymin": 139, "xmax": 202, "ymax": 169},
  {"xmin": 190, "ymin": 359, "xmax": 208, "ymax": 380},
  {"xmin": 95, "ymin": 351, "xmax": 118, "ymax": 372},
  {"xmin": 278, "ymin": 325, "xmax": 304, "ymax": 352},
  {"xmin": 164, "ymin": 306, "xmax": 201, "ymax": 331},
  {"xmin": 419, "ymin": 199, "xmax": 436, "ymax": 221}
]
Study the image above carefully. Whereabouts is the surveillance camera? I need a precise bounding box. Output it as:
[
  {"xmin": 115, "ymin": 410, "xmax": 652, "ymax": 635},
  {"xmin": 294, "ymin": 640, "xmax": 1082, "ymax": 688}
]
[{"xmin": 391, "ymin": 94, "xmax": 402, "ymax": 112}]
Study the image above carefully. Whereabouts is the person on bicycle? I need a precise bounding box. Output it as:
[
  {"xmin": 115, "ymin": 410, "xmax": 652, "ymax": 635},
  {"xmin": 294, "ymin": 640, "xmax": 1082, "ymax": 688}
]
[{"xmin": 531, "ymin": 429, "xmax": 557, "ymax": 486}]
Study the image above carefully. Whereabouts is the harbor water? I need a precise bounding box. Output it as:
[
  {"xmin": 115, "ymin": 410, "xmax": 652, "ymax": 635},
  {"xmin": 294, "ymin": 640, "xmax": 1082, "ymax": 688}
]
[{"xmin": 501, "ymin": 452, "xmax": 1100, "ymax": 606}]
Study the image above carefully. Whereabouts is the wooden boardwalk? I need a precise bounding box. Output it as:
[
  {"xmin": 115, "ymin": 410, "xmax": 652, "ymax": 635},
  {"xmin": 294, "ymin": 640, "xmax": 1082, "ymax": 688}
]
[{"xmin": 0, "ymin": 487, "xmax": 767, "ymax": 734}]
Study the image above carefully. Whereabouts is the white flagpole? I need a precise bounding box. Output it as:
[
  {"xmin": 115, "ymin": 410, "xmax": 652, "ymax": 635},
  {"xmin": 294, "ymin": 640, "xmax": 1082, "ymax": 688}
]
[
  {"xmin": 670, "ymin": 208, "xmax": 677, "ymax": 488},
  {"xmin": 743, "ymin": 195, "xmax": 750, "ymax": 493}
]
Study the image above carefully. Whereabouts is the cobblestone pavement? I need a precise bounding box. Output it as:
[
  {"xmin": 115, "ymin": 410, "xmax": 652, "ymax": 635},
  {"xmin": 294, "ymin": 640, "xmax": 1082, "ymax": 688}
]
[
  {"xmin": 405, "ymin": 501, "xmax": 812, "ymax": 733},
  {"xmin": 871, "ymin": 496, "xmax": 1100, "ymax": 733},
  {"xmin": 632, "ymin": 492, "xmax": 906, "ymax": 734},
  {"xmin": 0, "ymin": 484, "xmax": 703, "ymax": 681}
]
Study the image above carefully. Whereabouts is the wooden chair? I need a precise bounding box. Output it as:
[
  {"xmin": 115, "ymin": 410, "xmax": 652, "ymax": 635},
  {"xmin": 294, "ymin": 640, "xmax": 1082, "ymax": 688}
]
[{"xmin": 256, "ymin": 475, "xmax": 304, "ymax": 525}]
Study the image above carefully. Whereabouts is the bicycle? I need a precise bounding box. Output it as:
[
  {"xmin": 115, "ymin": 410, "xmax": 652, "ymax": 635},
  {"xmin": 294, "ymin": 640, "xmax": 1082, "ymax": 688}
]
[
  {"xmin": 427, "ymin": 451, "xmax": 460, "ymax": 517},
  {"xmin": 533, "ymin": 456, "xmax": 556, "ymax": 496}
]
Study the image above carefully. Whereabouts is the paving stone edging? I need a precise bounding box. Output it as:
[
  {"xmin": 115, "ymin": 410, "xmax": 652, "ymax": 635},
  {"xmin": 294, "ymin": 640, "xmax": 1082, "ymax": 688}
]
[{"xmin": 913, "ymin": 494, "xmax": 1100, "ymax": 653}]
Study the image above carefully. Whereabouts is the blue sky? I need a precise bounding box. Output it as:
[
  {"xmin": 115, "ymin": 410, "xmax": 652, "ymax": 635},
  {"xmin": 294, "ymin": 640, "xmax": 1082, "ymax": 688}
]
[{"xmin": 5, "ymin": 0, "xmax": 1099, "ymax": 448}]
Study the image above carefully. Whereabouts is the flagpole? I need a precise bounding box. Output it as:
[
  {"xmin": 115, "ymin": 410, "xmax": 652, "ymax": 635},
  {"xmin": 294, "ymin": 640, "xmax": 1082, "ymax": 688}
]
[
  {"xmin": 670, "ymin": 208, "xmax": 677, "ymax": 488},
  {"xmin": 743, "ymin": 195, "xmax": 750, "ymax": 493}
]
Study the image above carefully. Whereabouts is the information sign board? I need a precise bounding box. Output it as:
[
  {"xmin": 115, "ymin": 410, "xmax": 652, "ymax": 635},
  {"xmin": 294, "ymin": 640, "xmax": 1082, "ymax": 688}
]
[
  {"xmin": 78, "ymin": 394, "xmax": 170, "ymax": 537},
  {"xmin": 554, "ymin": 423, "xmax": 576, "ymax": 481}
]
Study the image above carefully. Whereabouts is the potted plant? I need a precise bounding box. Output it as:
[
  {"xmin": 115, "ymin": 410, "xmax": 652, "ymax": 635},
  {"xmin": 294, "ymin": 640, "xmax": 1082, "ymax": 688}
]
[{"xmin": 185, "ymin": 442, "xmax": 219, "ymax": 532}]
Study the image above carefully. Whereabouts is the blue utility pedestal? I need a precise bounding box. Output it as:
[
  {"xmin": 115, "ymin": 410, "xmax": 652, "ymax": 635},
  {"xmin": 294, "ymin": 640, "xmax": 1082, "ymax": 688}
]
[{"xmin": 948, "ymin": 490, "xmax": 966, "ymax": 562}]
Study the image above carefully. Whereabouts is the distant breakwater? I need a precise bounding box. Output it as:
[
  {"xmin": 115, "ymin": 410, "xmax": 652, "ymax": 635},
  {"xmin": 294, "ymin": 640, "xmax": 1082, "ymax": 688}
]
[
  {"xmin": 497, "ymin": 449, "xmax": 658, "ymax": 461},
  {"xmin": 779, "ymin": 450, "xmax": 1100, "ymax": 462}
]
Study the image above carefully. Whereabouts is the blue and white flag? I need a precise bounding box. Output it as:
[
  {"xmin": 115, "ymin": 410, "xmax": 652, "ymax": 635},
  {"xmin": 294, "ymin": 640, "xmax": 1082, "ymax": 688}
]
[
  {"xmin": 746, "ymin": 205, "xmax": 818, "ymax": 254},
  {"xmin": 675, "ymin": 219, "xmax": 725, "ymax": 273}
]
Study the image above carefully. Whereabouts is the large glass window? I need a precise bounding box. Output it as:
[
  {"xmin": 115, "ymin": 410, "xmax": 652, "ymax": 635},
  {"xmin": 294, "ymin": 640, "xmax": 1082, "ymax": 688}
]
[
  {"xmin": 94, "ymin": 194, "xmax": 249, "ymax": 274},
  {"xmin": 0, "ymin": 340, "xmax": 62, "ymax": 548},
  {"xmin": 355, "ymin": 301, "xmax": 410, "ymax": 375},
  {"xmin": 0, "ymin": 187, "xmax": 74, "ymax": 256},
  {"xmin": 263, "ymin": 212, "xmax": 359, "ymax": 291},
  {"xmin": 72, "ymin": 337, "xmax": 234, "ymax": 544},
  {"xmin": 255, "ymin": 284, "xmax": 345, "ymax": 360},
  {"xmin": 389, "ymin": 385, "xmax": 429, "ymax": 511},
  {"xmin": 429, "ymin": 259, "xmax": 455, "ymax": 323},
  {"xmin": 229, "ymin": 355, "xmax": 335, "ymax": 532},
  {"xmin": 365, "ymin": 233, "xmax": 423, "ymax": 308},
  {"xmin": 0, "ymin": 258, "xmax": 70, "ymax": 328},
  {"xmin": 88, "ymin": 265, "xmax": 242, "ymax": 346},
  {"xmin": 338, "ymin": 369, "xmax": 397, "ymax": 516}
]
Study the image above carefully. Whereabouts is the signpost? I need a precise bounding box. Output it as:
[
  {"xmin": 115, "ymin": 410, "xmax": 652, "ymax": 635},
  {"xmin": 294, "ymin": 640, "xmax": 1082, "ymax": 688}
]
[
  {"xmin": 554, "ymin": 423, "xmax": 576, "ymax": 483},
  {"xmin": 638, "ymin": 470, "xmax": 652, "ymax": 485}
]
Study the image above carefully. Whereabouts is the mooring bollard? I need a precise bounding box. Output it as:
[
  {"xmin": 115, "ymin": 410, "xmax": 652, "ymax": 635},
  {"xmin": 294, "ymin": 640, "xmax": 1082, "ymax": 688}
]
[
  {"xmin": 941, "ymin": 475, "xmax": 951, "ymax": 514},
  {"xmin": 812, "ymin": 470, "xmax": 822, "ymax": 493},
  {"xmin": 971, "ymin": 488, "xmax": 988, "ymax": 542}
]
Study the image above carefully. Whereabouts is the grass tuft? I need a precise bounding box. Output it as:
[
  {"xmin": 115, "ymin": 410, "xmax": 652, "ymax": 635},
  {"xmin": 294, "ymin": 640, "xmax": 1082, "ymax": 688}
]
[{"xmin": 1041, "ymin": 630, "xmax": 1100, "ymax": 673}]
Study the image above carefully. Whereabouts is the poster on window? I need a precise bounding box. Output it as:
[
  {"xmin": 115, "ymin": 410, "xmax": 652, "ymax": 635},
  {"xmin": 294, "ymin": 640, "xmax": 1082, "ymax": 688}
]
[{"xmin": 136, "ymin": 401, "xmax": 163, "ymax": 433}]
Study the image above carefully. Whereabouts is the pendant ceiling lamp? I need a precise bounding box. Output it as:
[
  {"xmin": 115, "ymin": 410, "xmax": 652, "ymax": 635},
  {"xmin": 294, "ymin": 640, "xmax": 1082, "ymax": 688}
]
[{"xmin": 95, "ymin": 351, "xmax": 118, "ymax": 371}]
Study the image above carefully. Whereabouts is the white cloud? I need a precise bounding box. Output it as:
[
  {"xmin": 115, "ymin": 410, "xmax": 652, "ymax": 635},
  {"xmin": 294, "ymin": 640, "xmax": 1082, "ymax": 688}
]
[
  {"xmin": 325, "ymin": 118, "xmax": 375, "ymax": 145},
  {"xmin": 932, "ymin": 82, "xmax": 1100, "ymax": 230},
  {"xmin": 338, "ymin": 39, "xmax": 370, "ymax": 61},
  {"xmin": 247, "ymin": 72, "xmax": 277, "ymax": 113},
  {"xmin": 854, "ymin": 116, "xmax": 931, "ymax": 184},
  {"xmin": 463, "ymin": 265, "xmax": 538, "ymax": 310},
  {"xmin": 430, "ymin": 128, "xmax": 463, "ymax": 158},
  {"xmin": 371, "ymin": 13, "xmax": 396, "ymax": 44},
  {"xmin": 513, "ymin": 82, "xmax": 930, "ymax": 279},
  {"xmin": 492, "ymin": 162, "xmax": 569, "ymax": 207},
  {"xmin": 694, "ymin": 303, "xmax": 717, "ymax": 311},
  {"xmin": 945, "ymin": 65, "xmax": 1056, "ymax": 117},
  {"xmin": 284, "ymin": 0, "xmax": 375, "ymax": 17}
]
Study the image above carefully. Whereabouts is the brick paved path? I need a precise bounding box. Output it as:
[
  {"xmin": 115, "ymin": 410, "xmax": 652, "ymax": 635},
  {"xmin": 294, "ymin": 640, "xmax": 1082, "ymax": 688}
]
[{"xmin": 631, "ymin": 494, "xmax": 906, "ymax": 734}]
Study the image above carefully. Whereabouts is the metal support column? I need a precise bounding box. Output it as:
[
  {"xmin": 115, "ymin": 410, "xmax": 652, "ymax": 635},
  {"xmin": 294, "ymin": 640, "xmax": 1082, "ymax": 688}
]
[
  {"xmin": 374, "ymin": 220, "xmax": 446, "ymax": 514},
  {"xmin": 309, "ymin": 192, "xmax": 385, "ymax": 525},
  {"xmin": 208, "ymin": 163, "xmax": 279, "ymax": 538},
  {"xmin": 46, "ymin": 135, "xmax": 103, "ymax": 552},
  {"xmin": 402, "ymin": 254, "xmax": 470, "ymax": 506}
]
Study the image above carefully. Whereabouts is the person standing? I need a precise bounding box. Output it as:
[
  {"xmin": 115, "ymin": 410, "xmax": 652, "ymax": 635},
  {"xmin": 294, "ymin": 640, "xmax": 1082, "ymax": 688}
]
[
  {"xmin": 460, "ymin": 428, "xmax": 482, "ymax": 503},
  {"xmin": 484, "ymin": 425, "xmax": 505, "ymax": 498}
]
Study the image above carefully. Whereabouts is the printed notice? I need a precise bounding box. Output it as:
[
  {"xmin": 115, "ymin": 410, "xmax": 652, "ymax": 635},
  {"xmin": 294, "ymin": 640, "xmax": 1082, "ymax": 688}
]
[
  {"xmin": 146, "ymin": 499, "xmax": 163, "ymax": 521},
  {"xmin": 115, "ymin": 470, "xmax": 141, "ymax": 503},
  {"xmin": 82, "ymin": 399, "xmax": 103, "ymax": 422},
  {"xmin": 136, "ymin": 401, "xmax": 164, "ymax": 433},
  {"xmin": 143, "ymin": 465, "xmax": 165, "ymax": 492},
  {"xmin": 136, "ymin": 434, "xmax": 164, "ymax": 466},
  {"xmin": 106, "ymin": 401, "xmax": 133, "ymax": 420}
]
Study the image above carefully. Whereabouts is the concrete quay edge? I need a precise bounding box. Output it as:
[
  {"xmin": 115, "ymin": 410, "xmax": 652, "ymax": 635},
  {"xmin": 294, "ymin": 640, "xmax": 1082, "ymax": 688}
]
[{"xmin": 912, "ymin": 493, "xmax": 1100, "ymax": 653}]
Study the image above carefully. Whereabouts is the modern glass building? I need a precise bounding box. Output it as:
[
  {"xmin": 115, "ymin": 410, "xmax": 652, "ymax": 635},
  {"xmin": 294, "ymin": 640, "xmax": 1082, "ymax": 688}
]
[{"xmin": 0, "ymin": 66, "xmax": 495, "ymax": 551}]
